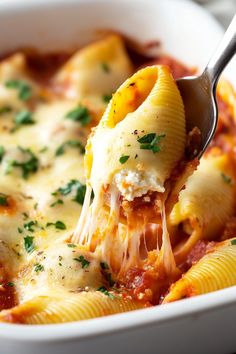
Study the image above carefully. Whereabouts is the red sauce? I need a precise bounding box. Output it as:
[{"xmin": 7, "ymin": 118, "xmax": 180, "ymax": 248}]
[{"xmin": 0, "ymin": 268, "xmax": 17, "ymax": 311}]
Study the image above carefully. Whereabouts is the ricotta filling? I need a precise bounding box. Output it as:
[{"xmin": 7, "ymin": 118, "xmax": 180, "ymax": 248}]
[{"xmin": 114, "ymin": 169, "xmax": 165, "ymax": 201}]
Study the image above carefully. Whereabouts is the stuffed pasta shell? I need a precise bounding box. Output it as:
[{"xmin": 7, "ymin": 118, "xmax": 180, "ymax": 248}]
[
  {"xmin": 163, "ymin": 238, "xmax": 236, "ymax": 303},
  {"xmin": 74, "ymin": 65, "xmax": 186, "ymax": 274},
  {"xmin": 54, "ymin": 35, "xmax": 133, "ymax": 114},
  {"xmin": 169, "ymin": 149, "xmax": 236, "ymax": 264}
]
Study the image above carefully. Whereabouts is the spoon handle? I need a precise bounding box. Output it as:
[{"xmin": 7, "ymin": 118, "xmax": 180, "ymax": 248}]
[{"xmin": 204, "ymin": 14, "xmax": 236, "ymax": 87}]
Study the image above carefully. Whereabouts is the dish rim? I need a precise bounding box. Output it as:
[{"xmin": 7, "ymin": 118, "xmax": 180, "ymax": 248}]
[{"xmin": 0, "ymin": 0, "xmax": 235, "ymax": 342}]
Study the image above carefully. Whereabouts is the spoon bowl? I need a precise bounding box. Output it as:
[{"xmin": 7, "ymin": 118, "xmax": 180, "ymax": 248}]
[{"xmin": 177, "ymin": 14, "xmax": 236, "ymax": 158}]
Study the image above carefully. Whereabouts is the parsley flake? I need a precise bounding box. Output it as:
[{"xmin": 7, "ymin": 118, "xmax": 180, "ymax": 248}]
[
  {"xmin": 0, "ymin": 146, "xmax": 5, "ymax": 162},
  {"xmin": 53, "ymin": 180, "xmax": 86, "ymax": 205},
  {"xmin": 119, "ymin": 155, "xmax": 130, "ymax": 164},
  {"xmin": 101, "ymin": 62, "xmax": 110, "ymax": 73},
  {"xmin": 24, "ymin": 220, "xmax": 37, "ymax": 232},
  {"xmin": 34, "ymin": 263, "xmax": 44, "ymax": 273},
  {"xmin": 65, "ymin": 105, "xmax": 91, "ymax": 126},
  {"xmin": 15, "ymin": 110, "xmax": 35, "ymax": 126},
  {"xmin": 5, "ymin": 80, "xmax": 32, "ymax": 101},
  {"xmin": 55, "ymin": 140, "xmax": 85, "ymax": 156},
  {"xmin": 46, "ymin": 220, "xmax": 66, "ymax": 230},
  {"xmin": 6, "ymin": 147, "xmax": 39, "ymax": 179},
  {"xmin": 97, "ymin": 286, "xmax": 114, "ymax": 299},
  {"xmin": 67, "ymin": 243, "xmax": 77, "ymax": 248},
  {"xmin": 50, "ymin": 199, "xmax": 64, "ymax": 207},
  {"xmin": 102, "ymin": 94, "xmax": 112, "ymax": 103},
  {"xmin": 0, "ymin": 193, "xmax": 8, "ymax": 206},
  {"xmin": 231, "ymin": 239, "xmax": 236, "ymax": 246},
  {"xmin": 221, "ymin": 173, "xmax": 232, "ymax": 185},
  {"xmin": 7, "ymin": 282, "xmax": 14, "ymax": 287},
  {"xmin": 24, "ymin": 236, "xmax": 35, "ymax": 253},
  {"xmin": 0, "ymin": 106, "xmax": 12, "ymax": 115},
  {"xmin": 100, "ymin": 262, "xmax": 109, "ymax": 270},
  {"xmin": 137, "ymin": 133, "xmax": 165, "ymax": 153},
  {"xmin": 74, "ymin": 255, "xmax": 90, "ymax": 269}
]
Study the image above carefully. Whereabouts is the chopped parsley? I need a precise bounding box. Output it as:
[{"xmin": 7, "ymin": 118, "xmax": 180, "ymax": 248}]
[
  {"xmin": 24, "ymin": 236, "xmax": 35, "ymax": 253},
  {"xmin": 55, "ymin": 140, "xmax": 85, "ymax": 156},
  {"xmin": 0, "ymin": 146, "xmax": 5, "ymax": 162},
  {"xmin": 231, "ymin": 239, "xmax": 236, "ymax": 245},
  {"xmin": 102, "ymin": 94, "xmax": 112, "ymax": 103},
  {"xmin": 6, "ymin": 147, "xmax": 39, "ymax": 179},
  {"xmin": 7, "ymin": 282, "xmax": 14, "ymax": 287},
  {"xmin": 24, "ymin": 220, "xmax": 37, "ymax": 232},
  {"xmin": 39, "ymin": 146, "xmax": 48, "ymax": 153},
  {"xmin": 0, "ymin": 193, "xmax": 8, "ymax": 206},
  {"xmin": 101, "ymin": 62, "xmax": 110, "ymax": 73},
  {"xmin": 119, "ymin": 155, "xmax": 130, "ymax": 164},
  {"xmin": 34, "ymin": 263, "xmax": 44, "ymax": 273},
  {"xmin": 22, "ymin": 212, "xmax": 29, "ymax": 220},
  {"xmin": 46, "ymin": 220, "xmax": 66, "ymax": 230},
  {"xmin": 100, "ymin": 262, "xmax": 109, "ymax": 270},
  {"xmin": 100, "ymin": 262, "xmax": 115, "ymax": 286},
  {"xmin": 74, "ymin": 255, "xmax": 90, "ymax": 269},
  {"xmin": 15, "ymin": 110, "xmax": 35, "ymax": 125},
  {"xmin": 53, "ymin": 180, "xmax": 86, "ymax": 205},
  {"xmin": 65, "ymin": 105, "xmax": 91, "ymax": 126},
  {"xmin": 67, "ymin": 243, "xmax": 77, "ymax": 248},
  {"xmin": 50, "ymin": 199, "xmax": 64, "ymax": 207},
  {"xmin": 105, "ymin": 273, "xmax": 115, "ymax": 287},
  {"xmin": 221, "ymin": 173, "xmax": 232, "ymax": 185},
  {"xmin": 18, "ymin": 227, "xmax": 23, "ymax": 234},
  {"xmin": 137, "ymin": 133, "xmax": 165, "ymax": 153},
  {"xmin": 5, "ymin": 79, "xmax": 32, "ymax": 101},
  {"xmin": 97, "ymin": 286, "xmax": 114, "ymax": 299},
  {"xmin": 0, "ymin": 106, "xmax": 12, "ymax": 115}
]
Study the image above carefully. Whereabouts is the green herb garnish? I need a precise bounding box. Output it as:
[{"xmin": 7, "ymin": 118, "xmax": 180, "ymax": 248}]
[
  {"xmin": 53, "ymin": 180, "xmax": 86, "ymax": 205},
  {"xmin": 97, "ymin": 286, "xmax": 114, "ymax": 299},
  {"xmin": 34, "ymin": 263, "xmax": 44, "ymax": 273},
  {"xmin": 7, "ymin": 282, "xmax": 14, "ymax": 287},
  {"xmin": 119, "ymin": 155, "xmax": 130, "ymax": 164},
  {"xmin": 137, "ymin": 133, "xmax": 165, "ymax": 153},
  {"xmin": 231, "ymin": 239, "xmax": 236, "ymax": 245},
  {"xmin": 101, "ymin": 62, "xmax": 110, "ymax": 73},
  {"xmin": 102, "ymin": 94, "xmax": 112, "ymax": 103},
  {"xmin": 24, "ymin": 220, "xmax": 37, "ymax": 232},
  {"xmin": 39, "ymin": 146, "xmax": 48, "ymax": 153},
  {"xmin": 67, "ymin": 243, "xmax": 77, "ymax": 248},
  {"xmin": 105, "ymin": 273, "xmax": 115, "ymax": 287},
  {"xmin": 15, "ymin": 110, "xmax": 35, "ymax": 125},
  {"xmin": 46, "ymin": 220, "xmax": 66, "ymax": 230},
  {"xmin": 0, "ymin": 193, "xmax": 8, "ymax": 206},
  {"xmin": 0, "ymin": 106, "xmax": 12, "ymax": 115},
  {"xmin": 74, "ymin": 255, "xmax": 90, "ymax": 269},
  {"xmin": 24, "ymin": 236, "xmax": 35, "ymax": 253},
  {"xmin": 5, "ymin": 80, "xmax": 32, "ymax": 101},
  {"xmin": 0, "ymin": 146, "xmax": 5, "ymax": 163},
  {"xmin": 50, "ymin": 199, "xmax": 64, "ymax": 207},
  {"xmin": 221, "ymin": 173, "xmax": 232, "ymax": 185},
  {"xmin": 100, "ymin": 262, "xmax": 109, "ymax": 270},
  {"xmin": 6, "ymin": 147, "xmax": 39, "ymax": 179},
  {"xmin": 65, "ymin": 105, "xmax": 91, "ymax": 126},
  {"xmin": 55, "ymin": 140, "xmax": 85, "ymax": 156}
]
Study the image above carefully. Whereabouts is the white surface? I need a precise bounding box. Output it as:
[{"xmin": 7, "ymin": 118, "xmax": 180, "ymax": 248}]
[{"xmin": 0, "ymin": 0, "xmax": 235, "ymax": 353}]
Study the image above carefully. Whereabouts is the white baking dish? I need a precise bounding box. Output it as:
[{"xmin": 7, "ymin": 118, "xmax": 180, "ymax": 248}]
[{"xmin": 0, "ymin": 1, "xmax": 236, "ymax": 353}]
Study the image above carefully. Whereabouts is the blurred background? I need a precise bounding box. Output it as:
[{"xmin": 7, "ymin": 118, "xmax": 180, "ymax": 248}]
[
  {"xmin": 0, "ymin": 0, "xmax": 235, "ymax": 28},
  {"xmin": 195, "ymin": 0, "xmax": 235, "ymax": 27}
]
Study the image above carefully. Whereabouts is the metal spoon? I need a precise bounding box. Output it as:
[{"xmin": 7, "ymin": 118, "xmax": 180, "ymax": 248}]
[{"xmin": 177, "ymin": 14, "xmax": 236, "ymax": 159}]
